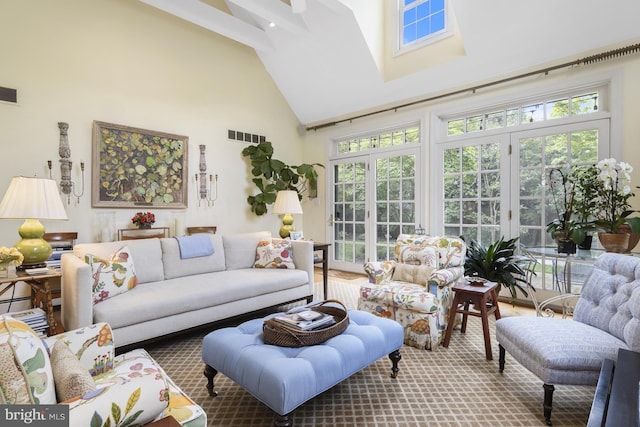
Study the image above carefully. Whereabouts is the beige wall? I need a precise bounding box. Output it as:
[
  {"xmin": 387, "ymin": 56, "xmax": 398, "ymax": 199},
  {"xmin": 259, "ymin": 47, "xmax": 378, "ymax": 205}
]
[{"xmin": 0, "ymin": 0, "xmax": 305, "ymax": 248}]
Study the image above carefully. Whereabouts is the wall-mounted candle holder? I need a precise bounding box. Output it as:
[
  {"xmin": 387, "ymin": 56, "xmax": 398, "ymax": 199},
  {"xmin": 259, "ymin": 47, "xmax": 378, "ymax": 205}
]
[
  {"xmin": 47, "ymin": 122, "xmax": 85, "ymax": 204},
  {"xmin": 195, "ymin": 144, "xmax": 218, "ymax": 207}
]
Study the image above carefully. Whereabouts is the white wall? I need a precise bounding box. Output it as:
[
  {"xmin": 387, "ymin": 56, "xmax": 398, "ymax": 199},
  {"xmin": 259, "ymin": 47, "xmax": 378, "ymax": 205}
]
[{"xmin": 0, "ymin": 0, "xmax": 306, "ymax": 247}]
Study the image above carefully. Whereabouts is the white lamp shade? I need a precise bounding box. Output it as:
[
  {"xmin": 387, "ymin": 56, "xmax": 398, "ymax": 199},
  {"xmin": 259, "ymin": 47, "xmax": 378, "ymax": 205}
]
[
  {"xmin": 272, "ymin": 190, "xmax": 303, "ymax": 215},
  {"xmin": 0, "ymin": 176, "xmax": 68, "ymax": 220}
]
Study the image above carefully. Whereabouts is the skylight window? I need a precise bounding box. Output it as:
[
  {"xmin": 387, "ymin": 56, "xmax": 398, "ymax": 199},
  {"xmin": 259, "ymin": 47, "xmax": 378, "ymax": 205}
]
[{"xmin": 401, "ymin": 0, "xmax": 446, "ymax": 47}]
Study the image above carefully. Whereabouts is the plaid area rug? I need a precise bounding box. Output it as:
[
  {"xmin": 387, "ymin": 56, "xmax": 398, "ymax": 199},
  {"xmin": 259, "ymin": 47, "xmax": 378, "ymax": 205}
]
[{"xmin": 146, "ymin": 280, "xmax": 593, "ymax": 426}]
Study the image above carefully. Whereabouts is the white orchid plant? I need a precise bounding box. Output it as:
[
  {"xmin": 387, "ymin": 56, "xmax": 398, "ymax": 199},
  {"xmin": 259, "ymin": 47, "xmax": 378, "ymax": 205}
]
[{"xmin": 594, "ymin": 158, "xmax": 640, "ymax": 234}]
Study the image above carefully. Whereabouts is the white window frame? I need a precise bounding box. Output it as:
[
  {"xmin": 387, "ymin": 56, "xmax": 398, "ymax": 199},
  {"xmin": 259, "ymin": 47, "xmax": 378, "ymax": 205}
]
[
  {"xmin": 429, "ymin": 70, "xmax": 623, "ymax": 236},
  {"xmin": 395, "ymin": 0, "xmax": 453, "ymax": 55}
]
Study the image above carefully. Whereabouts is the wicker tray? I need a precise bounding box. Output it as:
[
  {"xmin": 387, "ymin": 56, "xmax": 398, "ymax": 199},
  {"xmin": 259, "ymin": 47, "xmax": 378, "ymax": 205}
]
[{"xmin": 263, "ymin": 300, "xmax": 349, "ymax": 347}]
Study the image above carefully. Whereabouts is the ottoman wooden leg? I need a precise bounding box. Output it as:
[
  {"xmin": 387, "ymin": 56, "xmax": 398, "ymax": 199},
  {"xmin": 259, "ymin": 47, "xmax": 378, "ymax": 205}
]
[
  {"xmin": 204, "ymin": 364, "xmax": 219, "ymax": 397},
  {"xmin": 274, "ymin": 413, "xmax": 292, "ymax": 427},
  {"xmin": 389, "ymin": 349, "xmax": 401, "ymax": 378}
]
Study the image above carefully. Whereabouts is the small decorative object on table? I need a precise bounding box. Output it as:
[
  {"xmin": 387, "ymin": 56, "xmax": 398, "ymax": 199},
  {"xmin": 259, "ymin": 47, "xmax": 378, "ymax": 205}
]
[
  {"xmin": 131, "ymin": 211, "xmax": 155, "ymax": 229},
  {"xmin": 0, "ymin": 246, "xmax": 23, "ymax": 278},
  {"xmin": 465, "ymin": 276, "xmax": 489, "ymax": 287}
]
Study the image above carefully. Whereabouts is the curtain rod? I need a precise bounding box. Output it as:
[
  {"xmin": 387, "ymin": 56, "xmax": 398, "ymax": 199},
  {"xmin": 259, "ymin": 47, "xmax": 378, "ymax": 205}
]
[{"xmin": 305, "ymin": 42, "xmax": 640, "ymax": 133}]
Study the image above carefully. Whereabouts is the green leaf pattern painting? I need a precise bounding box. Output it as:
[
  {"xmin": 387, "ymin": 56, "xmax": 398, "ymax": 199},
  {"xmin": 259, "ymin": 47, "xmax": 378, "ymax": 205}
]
[{"xmin": 92, "ymin": 121, "xmax": 188, "ymax": 208}]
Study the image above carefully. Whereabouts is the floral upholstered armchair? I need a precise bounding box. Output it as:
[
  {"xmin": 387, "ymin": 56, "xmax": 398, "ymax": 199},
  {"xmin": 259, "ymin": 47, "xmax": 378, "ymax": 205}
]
[
  {"xmin": 358, "ymin": 234, "xmax": 466, "ymax": 350},
  {"xmin": 0, "ymin": 317, "xmax": 205, "ymax": 426}
]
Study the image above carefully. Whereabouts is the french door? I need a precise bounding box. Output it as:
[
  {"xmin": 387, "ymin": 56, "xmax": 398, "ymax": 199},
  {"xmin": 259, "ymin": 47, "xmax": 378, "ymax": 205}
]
[
  {"xmin": 436, "ymin": 119, "xmax": 609, "ymax": 297},
  {"xmin": 329, "ymin": 147, "xmax": 421, "ymax": 272}
]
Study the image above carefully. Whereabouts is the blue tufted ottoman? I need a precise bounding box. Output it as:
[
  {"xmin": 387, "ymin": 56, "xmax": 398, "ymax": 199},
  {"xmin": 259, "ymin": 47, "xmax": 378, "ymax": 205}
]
[{"xmin": 202, "ymin": 309, "xmax": 403, "ymax": 426}]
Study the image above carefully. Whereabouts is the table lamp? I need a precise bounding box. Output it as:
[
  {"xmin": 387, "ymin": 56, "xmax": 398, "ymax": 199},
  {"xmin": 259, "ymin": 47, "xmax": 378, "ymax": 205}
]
[
  {"xmin": 0, "ymin": 176, "xmax": 68, "ymax": 269},
  {"xmin": 272, "ymin": 190, "xmax": 303, "ymax": 238}
]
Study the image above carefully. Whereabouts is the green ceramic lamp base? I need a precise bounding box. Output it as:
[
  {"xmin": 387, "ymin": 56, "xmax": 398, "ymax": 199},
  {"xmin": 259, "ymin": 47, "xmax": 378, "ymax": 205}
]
[
  {"xmin": 279, "ymin": 213, "xmax": 295, "ymax": 239},
  {"xmin": 14, "ymin": 218, "xmax": 52, "ymax": 267}
]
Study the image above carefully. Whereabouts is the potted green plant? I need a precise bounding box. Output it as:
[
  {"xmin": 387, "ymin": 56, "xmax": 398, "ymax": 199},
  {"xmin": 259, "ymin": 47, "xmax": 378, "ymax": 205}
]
[
  {"xmin": 464, "ymin": 236, "xmax": 532, "ymax": 301},
  {"xmin": 546, "ymin": 168, "xmax": 585, "ymax": 253},
  {"xmin": 241, "ymin": 141, "xmax": 324, "ymax": 216},
  {"xmin": 571, "ymin": 164, "xmax": 601, "ymax": 249}
]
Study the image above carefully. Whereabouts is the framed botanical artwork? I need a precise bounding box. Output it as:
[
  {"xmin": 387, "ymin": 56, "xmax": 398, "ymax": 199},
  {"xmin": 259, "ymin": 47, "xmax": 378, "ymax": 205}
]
[{"xmin": 92, "ymin": 121, "xmax": 189, "ymax": 208}]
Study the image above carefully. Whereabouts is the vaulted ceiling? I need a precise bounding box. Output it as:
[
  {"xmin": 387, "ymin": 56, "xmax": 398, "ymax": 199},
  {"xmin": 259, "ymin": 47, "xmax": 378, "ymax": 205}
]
[{"xmin": 139, "ymin": 0, "xmax": 640, "ymax": 127}]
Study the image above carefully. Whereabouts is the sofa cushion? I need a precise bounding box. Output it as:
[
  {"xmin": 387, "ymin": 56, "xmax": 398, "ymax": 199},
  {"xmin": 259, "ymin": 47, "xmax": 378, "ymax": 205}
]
[
  {"xmin": 0, "ymin": 316, "xmax": 57, "ymax": 404},
  {"xmin": 50, "ymin": 340, "xmax": 96, "ymax": 402},
  {"xmin": 93, "ymin": 268, "xmax": 308, "ymax": 329},
  {"xmin": 87, "ymin": 246, "xmax": 138, "ymax": 304},
  {"xmin": 161, "ymin": 235, "xmax": 226, "ymax": 279},
  {"xmin": 223, "ymin": 231, "xmax": 271, "ymax": 270},
  {"xmin": 74, "ymin": 239, "xmax": 164, "ymax": 284},
  {"xmin": 254, "ymin": 239, "xmax": 295, "ymax": 269}
]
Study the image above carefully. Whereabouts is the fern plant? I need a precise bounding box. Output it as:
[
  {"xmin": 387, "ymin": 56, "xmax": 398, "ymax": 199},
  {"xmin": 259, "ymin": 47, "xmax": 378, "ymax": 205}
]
[{"xmin": 464, "ymin": 236, "xmax": 532, "ymax": 300}]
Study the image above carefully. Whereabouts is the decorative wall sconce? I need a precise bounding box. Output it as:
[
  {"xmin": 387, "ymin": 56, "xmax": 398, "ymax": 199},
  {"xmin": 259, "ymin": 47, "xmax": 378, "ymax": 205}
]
[
  {"xmin": 47, "ymin": 122, "xmax": 85, "ymax": 204},
  {"xmin": 194, "ymin": 144, "xmax": 218, "ymax": 207}
]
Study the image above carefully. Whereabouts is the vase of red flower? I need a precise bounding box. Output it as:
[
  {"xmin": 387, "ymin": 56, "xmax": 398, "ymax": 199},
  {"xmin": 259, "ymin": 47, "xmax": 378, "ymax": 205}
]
[{"xmin": 132, "ymin": 211, "xmax": 155, "ymax": 229}]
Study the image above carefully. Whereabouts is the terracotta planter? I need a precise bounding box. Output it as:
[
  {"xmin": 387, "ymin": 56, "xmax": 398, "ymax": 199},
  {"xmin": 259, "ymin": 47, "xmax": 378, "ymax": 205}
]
[
  {"xmin": 618, "ymin": 224, "xmax": 640, "ymax": 253},
  {"xmin": 598, "ymin": 232, "xmax": 630, "ymax": 253}
]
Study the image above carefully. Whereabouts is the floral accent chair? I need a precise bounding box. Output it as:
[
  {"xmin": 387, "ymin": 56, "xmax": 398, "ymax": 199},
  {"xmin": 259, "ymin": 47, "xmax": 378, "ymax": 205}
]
[
  {"xmin": 358, "ymin": 234, "xmax": 466, "ymax": 350},
  {"xmin": 0, "ymin": 317, "xmax": 206, "ymax": 426}
]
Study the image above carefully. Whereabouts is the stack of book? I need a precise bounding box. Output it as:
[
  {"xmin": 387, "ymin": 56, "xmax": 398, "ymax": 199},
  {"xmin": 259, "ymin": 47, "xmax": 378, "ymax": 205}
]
[
  {"xmin": 9, "ymin": 308, "xmax": 49, "ymax": 337},
  {"xmin": 46, "ymin": 243, "xmax": 73, "ymax": 271},
  {"xmin": 272, "ymin": 309, "xmax": 335, "ymax": 331}
]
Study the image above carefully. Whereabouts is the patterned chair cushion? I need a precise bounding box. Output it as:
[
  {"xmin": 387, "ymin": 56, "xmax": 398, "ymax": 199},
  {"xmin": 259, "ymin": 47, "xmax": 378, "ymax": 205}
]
[
  {"xmin": 0, "ymin": 316, "xmax": 56, "ymax": 404},
  {"xmin": 253, "ymin": 239, "xmax": 295, "ymax": 269},
  {"xmin": 44, "ymin": 323, "xmax": 206, "ymax": 426},
  {"xmin": 86, "ymin": 246, "xmax": 138, "ymax": 304},
  {"xmin": 363, "ymin": 261, "xmax": 396, "ymax": 284},
  {"xmin": 395, "ymin": 234, "xmax": 466, "ymax": 268}
]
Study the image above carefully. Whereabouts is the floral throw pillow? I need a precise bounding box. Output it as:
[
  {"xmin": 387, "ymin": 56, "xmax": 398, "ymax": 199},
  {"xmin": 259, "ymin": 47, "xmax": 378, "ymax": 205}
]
[
  {"xmin": 397, "ymin": 245, "xmax": 438, "ymax": 267},
  {"xmin": 254, "ymin": 239, "xmax": 295, "ymax": 269},
  {"xmin": 0, "ymin": 315, "xmax": 57, "ymax": 404},
  {"xmin": 86, "ymin": 246, "xmax": 138, "ymax": 304}
]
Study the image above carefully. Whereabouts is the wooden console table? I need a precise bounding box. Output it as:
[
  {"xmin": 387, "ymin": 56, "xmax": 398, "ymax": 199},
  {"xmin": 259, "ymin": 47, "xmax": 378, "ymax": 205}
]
[
  {"xmin": 0, "ymin": 269, "xmax": 62, "ymax": 336},
  {"xmin": 118, "ymin": 227, "xmax": 170, "ymax": 240}
]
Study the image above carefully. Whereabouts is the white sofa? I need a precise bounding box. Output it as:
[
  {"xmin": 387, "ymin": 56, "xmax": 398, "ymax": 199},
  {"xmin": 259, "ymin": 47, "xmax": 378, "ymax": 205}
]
[{"xmin": 61, "ymin": 231, "xmax": 315, "ymax": 347}]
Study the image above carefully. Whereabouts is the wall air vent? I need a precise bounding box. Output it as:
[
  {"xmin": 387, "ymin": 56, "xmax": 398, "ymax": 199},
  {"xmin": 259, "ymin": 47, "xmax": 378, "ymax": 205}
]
[{"xmin": 228, "ymin": 129, "xmax": 266, "ymax": 144}]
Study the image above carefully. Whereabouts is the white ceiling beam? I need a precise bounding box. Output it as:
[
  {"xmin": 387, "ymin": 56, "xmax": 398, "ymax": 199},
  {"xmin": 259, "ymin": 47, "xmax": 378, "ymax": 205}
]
[
  {"xmin": 138, "ymin": 0, "xmax": 274, "ymax": 52},
  {"xmin": 226, "ymin": 0, "xmax": 308, "ymax": 34}
]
